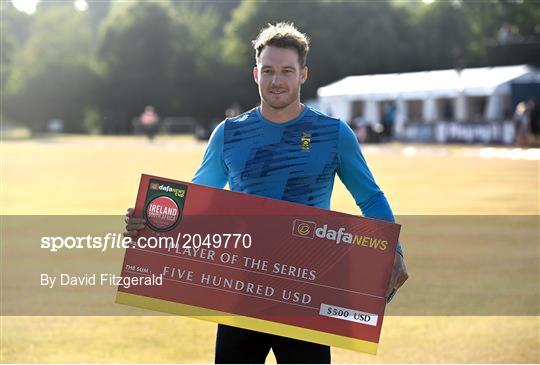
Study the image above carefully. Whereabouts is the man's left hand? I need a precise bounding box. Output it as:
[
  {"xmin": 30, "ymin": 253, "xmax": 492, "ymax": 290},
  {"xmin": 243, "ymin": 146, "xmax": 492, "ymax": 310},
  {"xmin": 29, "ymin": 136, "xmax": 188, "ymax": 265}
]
[{"xmin": 386, "ymin": 253, "xmax": 408, "ymax": 301}]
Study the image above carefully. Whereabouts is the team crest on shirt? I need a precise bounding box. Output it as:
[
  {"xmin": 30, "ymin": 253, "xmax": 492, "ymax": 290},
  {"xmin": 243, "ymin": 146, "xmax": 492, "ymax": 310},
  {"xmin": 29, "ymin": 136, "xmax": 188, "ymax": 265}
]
[{"xmin": 301, "ymin": 132, "xmax": 311, "ymax": 152}]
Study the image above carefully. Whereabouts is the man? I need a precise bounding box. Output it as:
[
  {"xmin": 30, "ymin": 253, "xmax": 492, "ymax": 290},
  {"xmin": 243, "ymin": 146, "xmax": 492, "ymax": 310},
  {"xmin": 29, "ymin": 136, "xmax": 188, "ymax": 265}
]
[
  {"xmin": 139, "ymin": 105, "xmax": 159, "ymax": 141},
  {"xmin": 125, "ymin": 22, "xmax": 408, "ymax": 364}
]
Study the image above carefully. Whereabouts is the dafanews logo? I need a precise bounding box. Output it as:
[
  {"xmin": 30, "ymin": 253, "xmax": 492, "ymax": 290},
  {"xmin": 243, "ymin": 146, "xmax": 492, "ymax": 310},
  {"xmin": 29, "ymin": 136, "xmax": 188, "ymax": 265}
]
[
  {"xmin": 292, "ymin": 219, "xmax": 316, "ymax": 239},
  {"xmin": 292, "ymin": 219, "xmax": 387, "ymax": 251},
  {"xmin": 150, "ymin": 183, "xmax": 186, "ymax": 198}
]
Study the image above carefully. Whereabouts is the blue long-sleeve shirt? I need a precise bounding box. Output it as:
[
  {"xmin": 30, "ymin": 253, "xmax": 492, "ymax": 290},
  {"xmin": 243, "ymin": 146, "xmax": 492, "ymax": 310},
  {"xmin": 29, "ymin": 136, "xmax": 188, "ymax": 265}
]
[{"xmin": 192, "ymin": 106, "xmax": 403, "ymax": 256}]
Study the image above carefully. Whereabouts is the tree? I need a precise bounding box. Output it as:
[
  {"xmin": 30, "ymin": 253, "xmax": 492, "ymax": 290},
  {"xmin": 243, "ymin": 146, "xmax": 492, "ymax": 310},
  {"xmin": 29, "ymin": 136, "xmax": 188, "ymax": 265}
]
[
  {"xmin": 97, "ymin": 1, "xmax": 232, "ymax": 132},
  {"xmin": 1, "ymin": 2, "xmax": 33, "ymax": 109},
  {"xmin": 4, "ymin": 3, "xmax": 98, "ymax": 132},
  {"xmin": 97, "ymin": 1, "xmax": 185, "ymax": 132},
  {"xmin": 460, "ymin": 0, "xmax": 540, "ymax": 66},
  {"xmin": 222, "ymin": 0, "xmax": 418, "ymax": 108},
  {"xmin": 410, "ymin": 1, "xmax": 472, "ymax": 69}
]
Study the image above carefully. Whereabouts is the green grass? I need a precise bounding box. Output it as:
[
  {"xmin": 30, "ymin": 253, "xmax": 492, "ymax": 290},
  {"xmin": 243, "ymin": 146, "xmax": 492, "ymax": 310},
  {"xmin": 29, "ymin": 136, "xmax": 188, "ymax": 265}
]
[
  {"xmin": 1, "ymin": 135, "xmax": 538, "ymax": 215},
  {"xmin": 1, "ymin": 135, "xmax": 539, "ymax": 363}
]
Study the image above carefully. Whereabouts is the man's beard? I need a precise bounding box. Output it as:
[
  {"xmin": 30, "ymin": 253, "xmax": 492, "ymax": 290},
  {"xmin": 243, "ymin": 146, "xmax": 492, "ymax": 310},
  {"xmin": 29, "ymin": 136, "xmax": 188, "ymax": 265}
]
[{"xmin": 261, "ymin": 87, "xmax": 300, "ymax": 110}]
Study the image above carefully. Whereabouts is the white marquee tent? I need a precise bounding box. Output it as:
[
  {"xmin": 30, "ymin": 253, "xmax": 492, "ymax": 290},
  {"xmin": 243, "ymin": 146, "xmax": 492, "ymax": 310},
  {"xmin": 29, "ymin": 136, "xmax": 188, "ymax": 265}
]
[{"xmin": 317, "ymin": 65, "xmax": 540, "ymax": 133}]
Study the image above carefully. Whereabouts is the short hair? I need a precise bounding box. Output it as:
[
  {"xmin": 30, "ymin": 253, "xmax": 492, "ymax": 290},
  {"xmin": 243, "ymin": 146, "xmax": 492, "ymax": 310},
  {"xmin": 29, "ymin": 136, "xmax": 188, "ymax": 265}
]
[{"xmin": 252, "ymin": 22, "xmax": 310, "ymax": 68}]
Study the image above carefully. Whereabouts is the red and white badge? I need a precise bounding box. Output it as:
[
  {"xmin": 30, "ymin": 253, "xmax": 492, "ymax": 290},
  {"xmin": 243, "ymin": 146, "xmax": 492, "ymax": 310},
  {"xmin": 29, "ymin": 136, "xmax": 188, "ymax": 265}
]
[{"xmin": 145, "ymin": 196, "xmax": 180, "ymax": 230}]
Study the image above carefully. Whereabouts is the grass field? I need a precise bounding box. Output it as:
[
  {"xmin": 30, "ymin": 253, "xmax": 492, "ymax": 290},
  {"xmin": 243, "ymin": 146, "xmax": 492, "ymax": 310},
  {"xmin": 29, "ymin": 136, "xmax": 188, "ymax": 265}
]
[{"xmin": 1, "ymin": 135, "xmax": 539, "ymax": 363}]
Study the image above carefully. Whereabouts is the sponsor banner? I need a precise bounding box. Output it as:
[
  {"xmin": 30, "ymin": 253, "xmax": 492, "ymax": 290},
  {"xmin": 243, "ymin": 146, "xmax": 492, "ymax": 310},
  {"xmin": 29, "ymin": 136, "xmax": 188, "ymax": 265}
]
[
  {"xmin": 116, "ymin": 174, "xmax": 401, "ymax": 354},
  {"xmin": 397, "ymin": 121, "xmax": 515, "ymax": 144},
  {"xmin": 399, "ymin": 123, "xmax": 435, "ymax": 143},
  {"xmin": 434, "ymin": 121, "xmax": 515, "ymax": 145}
]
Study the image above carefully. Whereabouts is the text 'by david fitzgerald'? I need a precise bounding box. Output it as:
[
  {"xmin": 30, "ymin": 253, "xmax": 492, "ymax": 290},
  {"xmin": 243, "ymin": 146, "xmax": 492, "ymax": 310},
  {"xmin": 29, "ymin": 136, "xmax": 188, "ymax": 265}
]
[{"xmin": 40, "ymin": 273, "xmax": 163, "ymax": 289}]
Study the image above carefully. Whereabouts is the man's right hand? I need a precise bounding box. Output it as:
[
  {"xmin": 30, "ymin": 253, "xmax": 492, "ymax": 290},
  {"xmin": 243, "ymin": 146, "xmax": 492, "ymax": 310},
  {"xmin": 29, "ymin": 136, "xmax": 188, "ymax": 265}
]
[{"xmin": 123, "ymin": 208, "xmax": 146, "ymax": 240}]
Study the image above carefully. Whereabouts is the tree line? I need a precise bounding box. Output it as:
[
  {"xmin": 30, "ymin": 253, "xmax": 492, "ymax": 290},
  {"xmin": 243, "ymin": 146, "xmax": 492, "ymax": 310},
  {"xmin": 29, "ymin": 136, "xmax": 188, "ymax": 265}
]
[{"xmin": 2, "ymin": 0, "xmax": 539, "ymax": 133}]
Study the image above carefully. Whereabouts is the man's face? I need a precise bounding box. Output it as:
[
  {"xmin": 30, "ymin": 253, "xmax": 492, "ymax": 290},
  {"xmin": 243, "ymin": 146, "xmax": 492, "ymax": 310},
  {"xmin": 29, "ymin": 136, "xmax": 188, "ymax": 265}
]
[{"xmin": 253, "ymin": 45, "xmax": 308, "ymax": 110}]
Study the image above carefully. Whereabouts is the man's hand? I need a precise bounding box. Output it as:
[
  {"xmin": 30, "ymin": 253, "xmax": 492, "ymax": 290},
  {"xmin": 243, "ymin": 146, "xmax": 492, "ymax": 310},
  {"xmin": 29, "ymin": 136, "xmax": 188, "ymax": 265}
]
[
  {"xmin": 123, "ymin": 208, "xmax": 146, "ymax": 240},
  {"xmin": 386, "ymin": 253, "xmax": 408, "ymax": 301}
]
